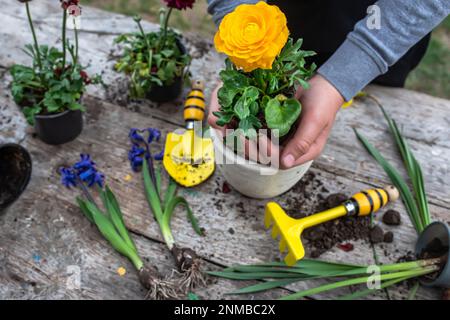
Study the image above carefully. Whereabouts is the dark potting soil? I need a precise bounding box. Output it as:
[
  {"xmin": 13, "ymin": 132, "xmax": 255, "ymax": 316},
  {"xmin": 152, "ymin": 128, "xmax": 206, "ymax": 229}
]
[
  {"xmin": 418, "ymin": 237, "xmax": 449, "ymax": 281},
  {"xmin": 370, "ymin": 225, "xmax": 385, "ymax": 244},
  {"xmin": 0, "ymin": 148, "xmax": 31, "ymax": 207},
  {"xmin": 284, "ymin": 172, "xmax": 372, "ymax": 258},
  {"xmin": 382, "ymin": 209, "xmax": 401, "ymax": 226}
]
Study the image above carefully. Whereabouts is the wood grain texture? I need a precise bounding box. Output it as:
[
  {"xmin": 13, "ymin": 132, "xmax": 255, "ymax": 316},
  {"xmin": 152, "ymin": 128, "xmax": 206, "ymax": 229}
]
[{"xmin": 1, "ymin": 0, "xmax": 449, "ymax": 300}]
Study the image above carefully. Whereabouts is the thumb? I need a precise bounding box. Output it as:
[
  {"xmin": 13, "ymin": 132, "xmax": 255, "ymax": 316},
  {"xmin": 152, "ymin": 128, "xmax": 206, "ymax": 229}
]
[{"xmin": 281, "ymin": 115, "xmax": 326, "ymax": 168}]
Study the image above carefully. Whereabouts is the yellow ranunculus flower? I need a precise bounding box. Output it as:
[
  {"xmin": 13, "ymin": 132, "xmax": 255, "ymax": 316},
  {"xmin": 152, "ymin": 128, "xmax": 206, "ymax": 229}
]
[{"xmin": 214, "ymin": 1, "xmax": 289, "ymax": 72}]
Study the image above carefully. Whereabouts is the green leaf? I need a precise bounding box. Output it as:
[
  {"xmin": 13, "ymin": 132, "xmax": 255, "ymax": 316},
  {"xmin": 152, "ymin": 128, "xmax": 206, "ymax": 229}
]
[
  {"xmin": 354, "ymin": 129, "xmax": 424, "ymax": 233},
  {"xmin": 265, "ymin": 98, "xmax": 301, "ymax": 137},
  {"xmin": 230, "ymin": 279, "xmax": 302, "ymax": 295},
  {"xmin": 163, "ymin": 196, "xmax": 203, "ymax": 236},
  {"xmin": 162, "ymin": 177, "xmax": 177, "ymax": 211},
  {"xmin": 234, "ymin": 97, "xmax": 250, "ymax": 120},
  {"xmin": 85, "ymin": 201, "xmax": 143, "ymax": 271},
  {"xmin": 103, "ymin": 186, "xmax": 138, "ymax": 255},
  {"xmin": 142, "ymin": 158, "xmax": 164, "ymax": 223},
  {"xmin": 76, "ymin": 197, "xmax": 94, "ymax": 223}
]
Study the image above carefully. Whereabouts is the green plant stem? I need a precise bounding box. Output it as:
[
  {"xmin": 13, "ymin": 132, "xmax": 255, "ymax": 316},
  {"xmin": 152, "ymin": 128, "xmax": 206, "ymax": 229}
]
[
  {"xmin": 160, "ymin": 7, "xmax": 173, "ymax": 50},
  {"xmin": 135, "ymin": 19, "xmax": 153, "ymax": 67},
  {"xmin": 280, "ymin": 266, "xmax": 438, "ymax": 300},
  {"xmin": 62, "ymin": 9, "xmax": 67, "ymax": 68},
  {"xmin": 25, "ymin": 2, "xmax": 42, "ymax": 72},
  {"xmin": 74, "ymin": 20, "xmax": 79, "ymax": 65}
]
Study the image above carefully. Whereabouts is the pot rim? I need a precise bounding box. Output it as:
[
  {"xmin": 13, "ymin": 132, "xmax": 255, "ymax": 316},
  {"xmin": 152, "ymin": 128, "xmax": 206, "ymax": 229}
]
[
  {"xmin": 0, "ymin": 143, "xmax": 32, "ymax": 210},
  {"xmin": 34, "ymin": 108, "xmax": 82, "ymax": 120},
  {"xmin": 210, "ymin": 127, "xmax": 311, "ymax": 174},
  {"xmin": 415, "ymin": 221, "xmax": 450, "ymax": 288}
]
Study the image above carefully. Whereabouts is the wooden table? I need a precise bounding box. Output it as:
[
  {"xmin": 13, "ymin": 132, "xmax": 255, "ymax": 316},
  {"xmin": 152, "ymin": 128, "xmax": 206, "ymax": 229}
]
[{"xmin": 1, "ymin": 0, "xmax": 449, "ymax": 300}]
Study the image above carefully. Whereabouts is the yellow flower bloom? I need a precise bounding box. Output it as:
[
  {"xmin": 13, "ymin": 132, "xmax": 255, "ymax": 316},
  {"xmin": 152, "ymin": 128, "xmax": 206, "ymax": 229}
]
[{"xmin": 214, "ymin": 1, "xmax": 289, "ymax": 72}]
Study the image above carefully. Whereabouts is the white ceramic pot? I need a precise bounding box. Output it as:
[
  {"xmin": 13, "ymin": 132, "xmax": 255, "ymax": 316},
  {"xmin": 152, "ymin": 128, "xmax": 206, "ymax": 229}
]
[{"xmin": 210, "ymin": 129, "xmax": 312, "ymax": 199}]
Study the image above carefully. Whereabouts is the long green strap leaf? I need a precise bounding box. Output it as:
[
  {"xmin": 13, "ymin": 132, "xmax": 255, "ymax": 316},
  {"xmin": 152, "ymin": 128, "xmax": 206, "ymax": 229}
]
[
  {"xmin": 155, "ymin": 165, "xmax": 162, "ymax": 197},
  {"xmin": 354, "ymin": 129, "xmax": 424, "ymax": 233},
  {"xmin": 142, "ymin": 157, "xmax": 164, "ymax": 223},
  {"xmin": 85, "ymin": 201, "xmax": 143, "ymax": 271},
  {"xmin": 104, "ymin": 185, "xmax": 138, "ymax": 254},
  {"xmin": 280, "ymin": 267, "xmax": 435, "ymax": 300},
  {"xmin": 163, "ymin": 196, "xmax": 204, "ymax": 236},
  {"xmin": 76, "ymin": 197, "xmax": 94, "ymax": 223},
  {"xmin": 230, "ymin": 279, "xmax": 303, "ymax": 295},
  {"xmin": 162, "ymin": 177, "xmax": 177, "ymax": 212},
  {"xmin": 337, "ymin": 276, "xmax": 410, "ymax": 300}
]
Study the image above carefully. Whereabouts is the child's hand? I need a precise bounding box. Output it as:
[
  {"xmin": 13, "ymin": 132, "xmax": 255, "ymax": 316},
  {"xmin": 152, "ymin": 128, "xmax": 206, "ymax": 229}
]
[{"xmin": 281, "ymin": 74, "xmax": 344, "ymax": 168}]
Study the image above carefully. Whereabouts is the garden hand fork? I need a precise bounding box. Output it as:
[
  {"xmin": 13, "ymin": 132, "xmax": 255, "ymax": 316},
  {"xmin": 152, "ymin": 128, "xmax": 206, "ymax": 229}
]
[{"xmin": 264, "ymin": 186, "xmax": 399, "ymax": 266}]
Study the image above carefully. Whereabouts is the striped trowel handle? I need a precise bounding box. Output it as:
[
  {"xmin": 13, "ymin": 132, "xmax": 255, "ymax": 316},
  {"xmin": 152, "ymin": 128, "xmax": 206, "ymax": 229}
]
[
  {"xmin": 184, "ymin": 80, "xmax": 205, "ymax": 123},
  {"xmin": 345, "ymin": 185, "xmax": 400, "ymax": 216}
]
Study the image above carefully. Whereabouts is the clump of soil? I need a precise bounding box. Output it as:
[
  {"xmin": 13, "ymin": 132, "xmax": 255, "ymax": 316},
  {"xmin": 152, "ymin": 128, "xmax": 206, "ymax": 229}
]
[
  {"xmin": 300, "ymin": 191, "xmax": 372, "ymax": 258},
  {"xmin": 383, "ymin": 209, "xmax": 401, "ymax": 226},
  {"xmin": 370, "ymin": 225, "xmax": 385, "ymax": 244},
  {"xmin": 383, "ymin": 231, "xmax": 394, "ymax": 243},
  {"xmin": 419, "ymin": 237, "xmax": 449, "ymax": 282},
  {"xmin": 0, "ymin": 146, "xmax": 32, "ymax": 210}
]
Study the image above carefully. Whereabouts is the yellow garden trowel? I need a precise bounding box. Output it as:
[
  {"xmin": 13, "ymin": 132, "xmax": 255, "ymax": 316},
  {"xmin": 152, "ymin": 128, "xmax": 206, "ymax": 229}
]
[
  {"xmin": 265, "ymin": 186, "xmax": 400, "ymax": 266},
  {"xmin": 163, "ymin": 80, "xmax": 215, "ymax": 187}
]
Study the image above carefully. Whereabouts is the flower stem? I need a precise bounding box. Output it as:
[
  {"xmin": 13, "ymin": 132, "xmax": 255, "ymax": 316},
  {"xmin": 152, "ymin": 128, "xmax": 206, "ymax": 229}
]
[
  {"xmin": 62, "ymin": 9, "xmax": 67, "ymax": 68},
  {"xmin": 135, "ymin": 19, "xmax": 152, "ymax": 68},
  {"xmin": 25, "ymin": 2, "xmax": 42, "ymax": 72},
  {"xmin": 160, "ymin": 7, "xmax": 173, "ymax": 50},
  {"xmin": 74, "ymin": 19, "xmax": 79, "ymax": 65}
]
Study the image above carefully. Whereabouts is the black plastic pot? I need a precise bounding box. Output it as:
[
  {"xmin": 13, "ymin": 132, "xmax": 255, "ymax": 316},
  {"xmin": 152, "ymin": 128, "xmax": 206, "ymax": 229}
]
[
  {"xmin": 0, "ymin": 144, "xmax": 32, "ymax": 212},
  {"xmin": 146, "ymin": 38, "xmax": 187, "ymax": 103},
  {"xmin": 34, "ymin": 109, "xmax": 83, "ymax": 145},
  {"xmin": 415, "ymin": 221, "xmax": 450, "ymax": 288}
]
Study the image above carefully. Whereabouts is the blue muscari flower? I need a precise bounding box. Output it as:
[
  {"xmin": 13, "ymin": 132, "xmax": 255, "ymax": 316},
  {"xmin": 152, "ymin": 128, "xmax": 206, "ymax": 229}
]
[
  {"xmin": 128, "ymin": 143, "xmax": 146, "ymax": 172},
  {"xmin": 129, "ymin": 128, "xmax": 145, "ymax": 143},
  {"xmin": 147, "ymin": 128, "xmax": 161, "ymax": 143},
  {"xmin": 73, "ymin": 154, "xmax": 96, "ymax": 171},
  {"xmin": 78, "ymin": 167, "xmax": 105, "ymax": 188},
  {"xmin": 60, "ymin": 167, "xmax": 77, "ymax": 188},
  {"xmin": 154, "ymin": 148, "xmax": 165, "ymax": 161}
]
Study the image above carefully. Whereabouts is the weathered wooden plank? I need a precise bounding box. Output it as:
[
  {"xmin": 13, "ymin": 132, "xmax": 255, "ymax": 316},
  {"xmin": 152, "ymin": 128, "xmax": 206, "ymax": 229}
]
[
  {"xmin": 0, "ymin": 178, "xmax": 289, "ymax": 300},
  {"xmin": 1, "ymin": 0, "xmax": 448, "ymax": 300},
  {"xmin": 16, "ymin": 96, "xmax": 441, "ymax": 300}
]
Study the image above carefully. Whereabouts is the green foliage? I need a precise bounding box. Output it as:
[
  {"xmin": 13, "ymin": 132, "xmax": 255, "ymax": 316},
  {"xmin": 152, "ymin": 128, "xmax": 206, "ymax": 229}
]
[
  {"xmin": 142, "ymin": 160, "xmax": 203, "ymax": 250},
  {"xmin": 114, "ymin": 17, "xmax": 190, "ymax": 98},
  {"xmin": 11, "ymin": 45, "xmax": 101, "ymax": 125},
  {"xmin": 354, "ymin": 97, "xmax": 432, "ymax": 234},
  {"xmin": 209, "ymin": 259, "xmax": 440, "ymax": 299},
  {"xmin": 214, "ymin": 39, "xmax": 315, "ymax": 138}
]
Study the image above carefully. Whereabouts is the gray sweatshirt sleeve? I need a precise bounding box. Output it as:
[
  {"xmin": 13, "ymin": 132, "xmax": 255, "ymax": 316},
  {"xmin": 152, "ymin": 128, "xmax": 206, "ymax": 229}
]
[
  {"xmin": 207, "ymin": 0, "xmax": 450, "ymax": 101},
  {"xmin": 318, "ymin": 0, "xmax": 450, "ymax": 101}
]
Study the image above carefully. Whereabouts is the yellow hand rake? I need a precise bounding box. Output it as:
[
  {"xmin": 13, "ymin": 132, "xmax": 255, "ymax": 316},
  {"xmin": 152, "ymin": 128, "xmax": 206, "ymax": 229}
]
[{"xmin": 264, "ymin": 186, "xmax": 400, "ymax": 266}]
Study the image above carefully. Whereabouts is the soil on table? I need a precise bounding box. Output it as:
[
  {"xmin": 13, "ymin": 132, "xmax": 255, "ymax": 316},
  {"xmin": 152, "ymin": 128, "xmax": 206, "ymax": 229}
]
[
  {"xmin": 0, "ymin": 147, "xmax": 31, "ymax": 208},
  {"xmin": 283, "ymin": 171, "xmax": 373, "ymax": 258},
  {"xmin": 419, "ymin": 237, "xmax": 449, "ymax": 282}
]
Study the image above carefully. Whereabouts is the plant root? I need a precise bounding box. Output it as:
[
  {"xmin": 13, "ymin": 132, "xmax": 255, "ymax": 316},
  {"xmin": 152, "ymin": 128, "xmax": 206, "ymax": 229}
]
[
  {"xmin": 172, "ymin": 246, "xmax": 208, "ymax": 291},
  {"xmin": 138, "ymin": 266, "xmax": 181, "ymax": 300}
]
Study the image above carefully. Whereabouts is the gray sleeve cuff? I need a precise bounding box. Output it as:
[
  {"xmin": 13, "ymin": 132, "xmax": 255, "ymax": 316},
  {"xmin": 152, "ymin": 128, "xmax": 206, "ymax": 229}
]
[
  {"xmin": 207, "ymin": 0, "xmax": 263, "ymax": 26},
  {"xmin": 318, "ymin": 37, "xmax": 387, "ymax": 101}
]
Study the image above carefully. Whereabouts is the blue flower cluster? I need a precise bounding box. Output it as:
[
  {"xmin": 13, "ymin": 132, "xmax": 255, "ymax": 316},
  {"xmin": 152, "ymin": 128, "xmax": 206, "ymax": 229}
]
[
  {"xmin": 128, "ymin": 128, "xmax": 164, "ymax": 172},
  {"xmin": 60, "ymin": 154, "xmax": 105, "ymax": 188}
]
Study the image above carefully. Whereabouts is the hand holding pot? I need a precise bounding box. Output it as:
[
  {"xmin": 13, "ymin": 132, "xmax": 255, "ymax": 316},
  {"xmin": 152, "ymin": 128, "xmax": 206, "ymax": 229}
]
[{"xmin": 280, "ymin": 74, "xmax": 344, "ymax": 169}]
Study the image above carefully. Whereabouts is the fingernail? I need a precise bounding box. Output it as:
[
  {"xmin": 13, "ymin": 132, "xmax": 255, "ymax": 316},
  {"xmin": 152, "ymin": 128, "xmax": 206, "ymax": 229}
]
[{"xmin": 282, "ymin": 154, "xmax": 295, "ymax": 167}]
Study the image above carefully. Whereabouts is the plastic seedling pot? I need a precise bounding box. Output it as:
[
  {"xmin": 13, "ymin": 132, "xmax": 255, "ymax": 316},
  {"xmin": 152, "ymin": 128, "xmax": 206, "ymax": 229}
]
[
  {"xmin": 34, "ymin": 109, "xmax": 83, "ymax": 145},
  {"xmin": 0, "ymin": 144, "xmax": 32, "ymax": 212},
  {"xmin": 146, "ymin": 38, "xmax": 187, "ymax": 103},
  {"xmin": 415, "ymin": 221, "xmax": 450, "ymax": 288}
]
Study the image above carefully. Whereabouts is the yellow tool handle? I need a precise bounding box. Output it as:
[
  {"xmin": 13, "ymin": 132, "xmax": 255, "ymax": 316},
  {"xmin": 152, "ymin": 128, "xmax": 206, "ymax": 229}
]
[
  {"xmin": 184, "ymin": 80, "xmax": 205, "ymax": 123},
  {"xmin": 300, "ymin": 186, "xmax": 399, "ymax": 230},
  {"xmin": 349, "ymin": 185, "xmax": 399, "ymax": 216}
]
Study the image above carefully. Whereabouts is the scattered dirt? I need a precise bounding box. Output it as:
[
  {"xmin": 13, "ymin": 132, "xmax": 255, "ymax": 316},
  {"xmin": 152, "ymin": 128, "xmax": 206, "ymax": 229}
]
[
  {"xmin": 282, "ymin": 172, "xmax": 374, "ymax": 258},
  {"xmin": 383, "ymin": 209, "xmax": 401, "ymax": 226},
  {"xmin": 370, "ymin": 225, "xmax": 385, "ymax": 244},
  {"xmin": 383, "ymin": 231, "xmax": 394, "ymax": 243}
]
